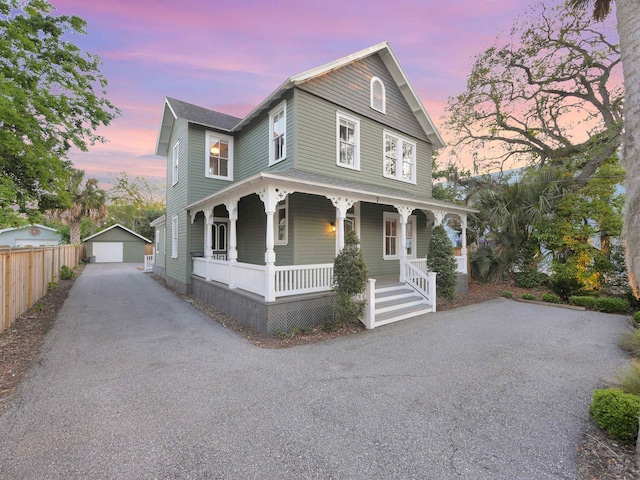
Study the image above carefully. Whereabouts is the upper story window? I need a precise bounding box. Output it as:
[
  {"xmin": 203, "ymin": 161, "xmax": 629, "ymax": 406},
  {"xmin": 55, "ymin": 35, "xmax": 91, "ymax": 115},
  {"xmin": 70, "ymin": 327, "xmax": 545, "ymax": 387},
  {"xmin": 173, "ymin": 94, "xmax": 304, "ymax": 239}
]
[
  {"xmin": 336, "ymin": 112, "xmax": 360, "ymax": 170},
  {"xmin": 269, "ymin": 100, "xmax": 287, "ymax": 165},
  {"xmin": 206, "ymin": 132, "xmax": 234, "ymax": 181},
  {"xmin": 274, "ymin": 198, "xmax": 288, "ymax": 245},
  {"xmin": 172, "ymin": 141, "xmax": 179, "ymax": 185},
  {"xmin": 370, "ymin": 77, "xmax": 386, "ymax": 114},
  {"xmin": 383, "ymin": 131, "xmax": 416, "ymax": 184}
]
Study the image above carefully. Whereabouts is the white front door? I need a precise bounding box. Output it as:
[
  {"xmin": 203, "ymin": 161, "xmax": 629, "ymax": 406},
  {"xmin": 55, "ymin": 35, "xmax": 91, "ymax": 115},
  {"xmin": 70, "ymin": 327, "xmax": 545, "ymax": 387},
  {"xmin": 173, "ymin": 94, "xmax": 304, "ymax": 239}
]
[{"xmin": 212, "ymin": 221, "xmax": 228, "ymax": 260}]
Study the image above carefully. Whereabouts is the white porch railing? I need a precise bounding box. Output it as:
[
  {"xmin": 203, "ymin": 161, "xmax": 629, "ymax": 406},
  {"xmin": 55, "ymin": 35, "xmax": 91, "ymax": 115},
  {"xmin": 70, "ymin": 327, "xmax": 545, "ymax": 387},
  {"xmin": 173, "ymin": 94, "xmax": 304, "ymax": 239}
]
[
  {"xmin": 192, "ymin": 258, "xmax": 334, "ymax": 300},
  {"xmin": 274, "ymin": 263, "xmax": 334, "ymax": 298},
  {"xmin": 403, "ymin": 260, "xmax": 437, "ymax": 311},
  {"xmin": 417, "ymin": 255, "xmax": 467, "ymax": 274},
  {"xmin": 407, "ymin": 257, "xmax": 428, "ymax": 273},
  {"xmin": 143, "ymin": 254, "xmax": 154, "ymax": 272}
]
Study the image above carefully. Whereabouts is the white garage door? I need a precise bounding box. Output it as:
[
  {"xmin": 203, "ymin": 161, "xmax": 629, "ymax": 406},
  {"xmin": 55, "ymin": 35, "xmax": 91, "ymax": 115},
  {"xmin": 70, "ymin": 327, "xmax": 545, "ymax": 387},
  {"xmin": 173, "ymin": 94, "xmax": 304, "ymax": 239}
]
[{"xmin": 93, "ymin": 242, "xmax": 124, "ymax": 263}]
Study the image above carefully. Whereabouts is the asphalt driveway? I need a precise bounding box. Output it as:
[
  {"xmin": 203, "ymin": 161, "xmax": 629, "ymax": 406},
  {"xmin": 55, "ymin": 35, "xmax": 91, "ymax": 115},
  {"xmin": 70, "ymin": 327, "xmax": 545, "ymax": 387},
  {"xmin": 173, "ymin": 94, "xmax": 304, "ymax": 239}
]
[{"xmin": 0, "ymin": 264, "xmax": 630, "ymax": 479}]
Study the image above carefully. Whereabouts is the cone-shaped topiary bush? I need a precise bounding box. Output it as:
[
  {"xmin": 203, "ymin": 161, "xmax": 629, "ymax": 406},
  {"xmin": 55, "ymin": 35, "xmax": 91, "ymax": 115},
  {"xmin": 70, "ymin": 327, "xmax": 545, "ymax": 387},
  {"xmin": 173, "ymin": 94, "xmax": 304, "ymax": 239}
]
[
  {"xmin": 332, "ymin": 230, "xmax": 368, "ymax": 326},
  {"xmin": 427, "ymin": 225, "xmax": 458, "ymax": 301}
]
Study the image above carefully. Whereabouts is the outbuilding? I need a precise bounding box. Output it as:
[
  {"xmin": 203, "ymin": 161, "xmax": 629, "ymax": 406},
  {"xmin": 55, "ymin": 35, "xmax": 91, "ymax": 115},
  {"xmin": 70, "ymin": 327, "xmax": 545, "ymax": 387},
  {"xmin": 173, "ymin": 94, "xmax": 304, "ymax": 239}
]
[
  {"xmin": 83, "ymin": 224, "xmax": 151, "ymax": 263},
  {"xmin": 0, "ymin": 224, "xmax": 62, "ymax": 247}
]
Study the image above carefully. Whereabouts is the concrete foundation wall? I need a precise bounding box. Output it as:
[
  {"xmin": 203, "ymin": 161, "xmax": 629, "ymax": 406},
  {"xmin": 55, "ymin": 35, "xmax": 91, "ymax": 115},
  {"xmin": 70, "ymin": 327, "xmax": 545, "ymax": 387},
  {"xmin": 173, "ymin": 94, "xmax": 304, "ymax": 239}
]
[{"xmin": 456, "ymin": 273, "xmax": 469, "ymax": 295}]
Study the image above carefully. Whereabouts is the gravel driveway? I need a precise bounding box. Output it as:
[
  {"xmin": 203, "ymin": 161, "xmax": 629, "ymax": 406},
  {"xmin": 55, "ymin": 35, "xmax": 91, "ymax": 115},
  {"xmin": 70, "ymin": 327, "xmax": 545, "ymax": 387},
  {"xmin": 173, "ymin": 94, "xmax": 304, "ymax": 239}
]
[{"xmin": 0, "ymin": 264, "xmax": 630, "ymax": 479}]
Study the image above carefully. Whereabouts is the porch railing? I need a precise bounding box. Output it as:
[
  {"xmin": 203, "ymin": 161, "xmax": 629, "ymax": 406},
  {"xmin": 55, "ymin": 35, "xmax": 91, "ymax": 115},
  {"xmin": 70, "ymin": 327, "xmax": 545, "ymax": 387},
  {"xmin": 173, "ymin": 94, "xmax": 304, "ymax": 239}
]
[
  {"xmin": 192, "ymin": 258, "xmax": 333, "ymax": 300},
  {"xmin": 143, "ymin": 254, "xmax": 154, "ymax": 272},
  {"xmin": 455, "ymin": 255, "xmax": 468, "ymax": 274},
  {"xmin": 403, "ymin": 259, "xmax": 437, "ymax": 312},
  {"xmin": 407, "ymin": 257, "xmax": 428, "ymax": 273},
  {"xmin": 274, "ymin": 263, "xmax": 334, "ymax": 298}
]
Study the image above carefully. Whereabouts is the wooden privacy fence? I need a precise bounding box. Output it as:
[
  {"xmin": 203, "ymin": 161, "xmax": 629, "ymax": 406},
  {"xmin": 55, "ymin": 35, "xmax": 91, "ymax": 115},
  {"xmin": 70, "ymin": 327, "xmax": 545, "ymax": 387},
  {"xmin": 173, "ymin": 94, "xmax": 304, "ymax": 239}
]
[{"xmin": 0, "ymin": 245, "xmax": 83, "ymax": 334}]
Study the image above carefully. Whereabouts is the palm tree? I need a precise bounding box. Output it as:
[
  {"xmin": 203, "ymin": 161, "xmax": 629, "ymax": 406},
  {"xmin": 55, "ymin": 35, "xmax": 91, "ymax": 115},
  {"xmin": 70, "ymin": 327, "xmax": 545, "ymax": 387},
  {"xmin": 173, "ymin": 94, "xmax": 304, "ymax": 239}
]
[
  {"xmin": 568, "ymin": 0, "xmax": 640, "ymax": 296},
  {"xmin": 48, "ymin": 169, "xmax": 108, "ymax": 244}
]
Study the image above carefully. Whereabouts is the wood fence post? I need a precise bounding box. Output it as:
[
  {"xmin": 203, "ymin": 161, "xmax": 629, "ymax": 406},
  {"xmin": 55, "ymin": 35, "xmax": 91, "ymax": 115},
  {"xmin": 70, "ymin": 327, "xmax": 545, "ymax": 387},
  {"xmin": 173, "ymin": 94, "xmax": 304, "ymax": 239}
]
[
  {"xmin": 5, "ymin": 249, "xmax": 11, "ymax": 331},
  {"xmin": 28, "ymin": 247, "xmax": 33, "ymax": 306}
]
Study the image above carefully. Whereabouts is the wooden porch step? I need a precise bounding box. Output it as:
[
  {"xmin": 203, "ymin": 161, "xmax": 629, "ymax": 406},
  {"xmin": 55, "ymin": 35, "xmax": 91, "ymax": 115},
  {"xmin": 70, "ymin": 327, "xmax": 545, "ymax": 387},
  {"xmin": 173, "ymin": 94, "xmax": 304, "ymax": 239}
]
[
  {"xmin": 375, "ymin": 295, "xmax": 425, "ymax": 314},
  {"xmin": 374, "ymin": 303, "xmax": 434, "ymax": 326},
  {"xmin": 375, "ymin": 287, "xmax": 416, "ymax": 302}
]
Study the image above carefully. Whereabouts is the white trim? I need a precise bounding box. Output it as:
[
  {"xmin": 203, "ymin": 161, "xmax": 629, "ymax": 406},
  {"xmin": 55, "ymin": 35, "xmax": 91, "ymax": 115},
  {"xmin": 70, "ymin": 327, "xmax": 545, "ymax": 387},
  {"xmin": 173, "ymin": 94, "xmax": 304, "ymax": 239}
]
[
  {"xmin": 274, "ymin": 197, "xmax": 288, "ymax": 246},
  {"xmin": 370, "ymin": 76, "xmax": 386, "ymax": 114},
  {"xmin": 171, "ymin": 216, "xmax": 178, "ymax": 258},
  {"xmin": 269, "ymin": 100, "xmax": 287, "ymax": 165},
  {"xmin": 383, "ymin": 130, "xmax": 417, "ymax": 185},
  {"xmin": 163, "ymin": 226, "xmax": 166, "ymax": 254},
  {"xmin": 82, "ymin": 223, "xmax": 152, "ymax": 243},
  {"xmin": 205, "ymin": 131, "xmax": 234, "ymax": 181},
  {"xmin": 382, "ymin": 212, "xmax": 416, "ymax": 260},
  {"xmin": 155, "ymin": 229, "xmax": 160, "ymax": 254},
  {"xmin": 149, "ymin": 214, "xmax": 166, "ymax": 228},
  {"xmin": 336, "ymin": 111, "xmax": 360, "ymax": 171},
  {"xmin": 172, "ymin": 141, "xmax": 180, "ymax": 186}
]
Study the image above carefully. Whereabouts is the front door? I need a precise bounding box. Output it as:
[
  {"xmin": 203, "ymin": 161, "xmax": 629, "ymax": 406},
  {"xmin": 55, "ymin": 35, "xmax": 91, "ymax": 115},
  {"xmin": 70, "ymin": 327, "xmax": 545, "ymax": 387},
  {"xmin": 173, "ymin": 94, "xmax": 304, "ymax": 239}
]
[{"xmin": 212, "ymin": 221, "xmax": 228, "ymax": 260}]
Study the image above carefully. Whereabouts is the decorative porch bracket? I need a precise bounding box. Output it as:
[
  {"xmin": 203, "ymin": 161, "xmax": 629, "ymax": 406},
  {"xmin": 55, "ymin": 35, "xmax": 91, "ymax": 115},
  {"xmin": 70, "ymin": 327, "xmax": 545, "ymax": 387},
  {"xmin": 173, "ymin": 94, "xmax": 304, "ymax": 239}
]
[
  {"xmin": 258, "ymin": 187, "xmax": 290, "ymax": 301},
  {"xmin": 327, "ymin": 196, "xmax": 356, "ymax": 251},
  {"xmin": 433, "ymin": 210, "xmax": 447, "ymax": 227}
]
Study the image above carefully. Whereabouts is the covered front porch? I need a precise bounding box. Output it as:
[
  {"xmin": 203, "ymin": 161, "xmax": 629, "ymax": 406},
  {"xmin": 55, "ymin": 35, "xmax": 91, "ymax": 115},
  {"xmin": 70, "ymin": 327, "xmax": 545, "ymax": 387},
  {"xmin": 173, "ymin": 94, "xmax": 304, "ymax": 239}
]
[{"xmin": 185, "ymin": 171, "xmax": 474, "ymax": 332}]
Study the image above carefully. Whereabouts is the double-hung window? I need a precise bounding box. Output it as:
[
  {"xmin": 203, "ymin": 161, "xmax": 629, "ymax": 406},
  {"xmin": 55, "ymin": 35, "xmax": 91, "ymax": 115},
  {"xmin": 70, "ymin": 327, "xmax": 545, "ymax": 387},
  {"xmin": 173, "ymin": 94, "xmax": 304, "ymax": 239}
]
[
  {"xmin": 383, "ymin": 131, "xmax": 416, "ymax": 184},
  {"xmin": 269, "ymin": 101, "xmax": 286, "ymax": 165},
  {"xmin": 172, "ymin": 142, "xmax": 179, "ymax": 185},
  {"xmin": 171, "ymin": 216, "xmax": 178, "ymax": 258},
  {"xmin": 336, "ymin": 112, "xmax": 360, "ymax": 170},
  {"xmin": 206, "ymin": 132, "xmax": 233, "ymax": 180},
  {"xmin": 274, "ymin": 198, "xmax": 288, "ymax": 245},
  {"xmin": 383, "ymin": 212, "xmax": 416, "ymax": 260}
]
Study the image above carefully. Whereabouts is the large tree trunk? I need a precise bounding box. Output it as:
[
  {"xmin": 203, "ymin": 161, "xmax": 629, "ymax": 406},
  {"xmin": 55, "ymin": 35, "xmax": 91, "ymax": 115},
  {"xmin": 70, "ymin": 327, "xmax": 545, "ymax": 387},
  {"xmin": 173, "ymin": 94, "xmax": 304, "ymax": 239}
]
[
  {"xmin": 69, "ymin": 221, "xmax": 81, "ymax": 245},
  {"xmin": 617, "ymin": 0, "xmax": 640, "ymax": 297}
]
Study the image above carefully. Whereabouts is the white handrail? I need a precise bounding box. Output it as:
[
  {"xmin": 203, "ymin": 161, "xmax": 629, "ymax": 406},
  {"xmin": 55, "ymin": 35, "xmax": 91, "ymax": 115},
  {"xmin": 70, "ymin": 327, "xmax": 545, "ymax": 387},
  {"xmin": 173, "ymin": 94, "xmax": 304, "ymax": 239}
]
[
  {"xmin": 403, "ymin": 260, "xmax": 437, "ymax": 311},
  {"xmin": 143, "ymin": 254, "xmax": 154, "ymax": 272},
  {"xmin": 274, "ymin": 263, "xmax": 334, "ymax": 297}
]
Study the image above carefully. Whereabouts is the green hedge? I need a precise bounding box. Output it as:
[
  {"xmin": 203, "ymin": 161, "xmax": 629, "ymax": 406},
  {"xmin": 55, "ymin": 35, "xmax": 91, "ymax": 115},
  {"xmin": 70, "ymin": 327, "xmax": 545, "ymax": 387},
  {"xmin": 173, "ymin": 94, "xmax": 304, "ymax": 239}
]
[
  {"xmin": 541, "ymin": 293, "xmax": 562, "ymax": 304},
  {"xmin": 521, "ymin": 293, "xmax": 536, "ymax": 301},
  {"xmin": 589, "ymin": 389, "xmax": 640, "ymax": 444},
  {"xmin": 568, "ymin": 296, "xmax": 630, "ymax": 313}
]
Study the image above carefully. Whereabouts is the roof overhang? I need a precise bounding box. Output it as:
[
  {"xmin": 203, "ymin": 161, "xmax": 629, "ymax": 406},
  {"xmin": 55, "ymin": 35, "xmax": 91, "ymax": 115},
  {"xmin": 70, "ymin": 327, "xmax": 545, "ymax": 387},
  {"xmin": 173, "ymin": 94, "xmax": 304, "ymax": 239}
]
[
  {"xmin": 83, "ymin": 223, "xmax": 152, "ymax": 243},
  {"xmin": 155, "ymin": 99, "xmax": 178, "ymax": 157},
  {"xmin": 149, "ymin": 215, "xmax": 166, "ymax": 228},
  {"xmin": 185, "ymin": 172, "xmax": 475, "ymax": 218}
]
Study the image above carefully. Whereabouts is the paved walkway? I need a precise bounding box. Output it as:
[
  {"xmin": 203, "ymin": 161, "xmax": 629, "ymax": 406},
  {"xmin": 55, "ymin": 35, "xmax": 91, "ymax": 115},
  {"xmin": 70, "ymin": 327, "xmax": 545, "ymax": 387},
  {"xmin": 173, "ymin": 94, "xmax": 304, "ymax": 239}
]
[{"xmin": 0, "ymin": 264, "xmax": 630, "ymax": 479}]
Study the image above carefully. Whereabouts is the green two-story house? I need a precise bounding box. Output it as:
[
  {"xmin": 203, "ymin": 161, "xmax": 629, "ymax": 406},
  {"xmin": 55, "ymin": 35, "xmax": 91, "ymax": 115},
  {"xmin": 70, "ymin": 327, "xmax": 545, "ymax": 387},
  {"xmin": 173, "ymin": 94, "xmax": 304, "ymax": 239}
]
[{"xmin": 151, "ymin": 42, "xmax": 474, "ymax": 334}]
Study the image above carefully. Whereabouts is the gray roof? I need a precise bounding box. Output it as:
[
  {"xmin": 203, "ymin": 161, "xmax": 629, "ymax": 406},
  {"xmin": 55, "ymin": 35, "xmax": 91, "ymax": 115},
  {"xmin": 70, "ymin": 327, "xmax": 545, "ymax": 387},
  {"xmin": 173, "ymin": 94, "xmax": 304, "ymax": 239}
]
[{"xmin": 166, "ymin": 97, "xmax": 241, "ymax": 131}]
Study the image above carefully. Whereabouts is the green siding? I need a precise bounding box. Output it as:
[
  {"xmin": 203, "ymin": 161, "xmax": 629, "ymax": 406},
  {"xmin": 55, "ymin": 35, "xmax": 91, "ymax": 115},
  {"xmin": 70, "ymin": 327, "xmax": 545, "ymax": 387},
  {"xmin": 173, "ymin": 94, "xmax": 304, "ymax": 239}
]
[
  {"xmin": 191, "ymin": 212, "xmax": 205, "ymax": 254},
  {"xmin": 165, "ymin": 118, "xmax": 190, "ymax": 286},
  {"xmin": 298, "ymin": 53, "xmax": 428, "ymax": 142},
  {"xmin": 85, "ymin": 226, "xmax": 149, "ymax": 263},
  {"xmin": 294, "ymin": 88, "xmax": 432, "ymax": 198},
  {"xmin": 291, "ymin": 194, "xmax": 335, "ymax": 265}
]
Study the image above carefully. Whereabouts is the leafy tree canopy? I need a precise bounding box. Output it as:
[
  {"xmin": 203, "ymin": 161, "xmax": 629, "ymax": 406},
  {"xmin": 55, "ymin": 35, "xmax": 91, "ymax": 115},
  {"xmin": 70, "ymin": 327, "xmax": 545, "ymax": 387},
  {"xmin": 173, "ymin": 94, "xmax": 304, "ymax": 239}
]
[
  {"xmin": 0, "ymin": 0, "xmax": 118, "ymax": 225},
  {"xmin": 443, "ymin": 1, "xmax": 622, "ymax": 186}
]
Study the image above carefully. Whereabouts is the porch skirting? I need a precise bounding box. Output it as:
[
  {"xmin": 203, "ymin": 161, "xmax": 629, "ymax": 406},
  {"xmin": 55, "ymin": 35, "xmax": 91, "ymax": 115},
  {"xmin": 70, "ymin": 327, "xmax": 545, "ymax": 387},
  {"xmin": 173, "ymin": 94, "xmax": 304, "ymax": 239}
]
[{"xmin": 191, "ymin": 275, "xmax": 336, "ymax": 335}]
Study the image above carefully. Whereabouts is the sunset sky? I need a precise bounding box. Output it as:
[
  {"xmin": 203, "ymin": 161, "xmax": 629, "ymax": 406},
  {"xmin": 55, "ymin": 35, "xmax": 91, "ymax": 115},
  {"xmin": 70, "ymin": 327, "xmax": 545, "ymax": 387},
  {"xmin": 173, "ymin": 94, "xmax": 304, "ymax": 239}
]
[{"xmin": 49, "ymin": 0, "xmax": 554, "ymax": 188}]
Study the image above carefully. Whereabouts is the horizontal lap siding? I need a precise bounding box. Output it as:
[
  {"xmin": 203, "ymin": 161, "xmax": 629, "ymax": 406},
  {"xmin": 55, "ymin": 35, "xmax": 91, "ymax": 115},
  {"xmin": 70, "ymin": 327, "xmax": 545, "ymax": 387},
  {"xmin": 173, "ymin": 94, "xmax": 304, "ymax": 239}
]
[
  {"xmin": 166, "ymin": 119, "xmax": 189, "ymax": 285},
  {"xmin": 291, "ymin": 194, "xmax": 335, "ymax": 265},
  {"xmin": 295, "ymin": 88, "xmax": 432, "ymax": 198},
  {"xmin": 155, "ymin": 225, "xmax": 166, "ymax": 268}
]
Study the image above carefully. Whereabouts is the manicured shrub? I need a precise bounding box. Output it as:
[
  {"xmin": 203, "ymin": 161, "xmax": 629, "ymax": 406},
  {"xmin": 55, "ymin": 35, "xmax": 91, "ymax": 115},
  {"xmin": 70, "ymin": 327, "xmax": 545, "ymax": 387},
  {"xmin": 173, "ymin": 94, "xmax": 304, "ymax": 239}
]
[
  {"xmin": 589, "ymin": 388, "xmax": 640, "ymax": 444},
  {"xmin": 427, "ymin": 225, "xmax": 458, "ymax": 301},
  {"xmin": 515, "ymin": 266, "xmax": 546, "ymax": 289},
  {"xmin": 332, "ymin": 230, "xmax": 368, "ymax": 327},
  {"xmin": 594, "ymin": 297, "xmax": 630, "ymax": 313},
  {"xmin": 521, "ymin": 293, "xmax": 536, "ymax": 301},
  {"xmin": 501, "ymin": 291, "xmax": 514, "ymax": 299},
  {"xmin": 569, "ymin": 296, "xmax": 597, "ymax": 309},
  {"xmin": 615, "ymin": 360, "xmax": 640, "ymax": 396},
  {"xmin": 620, "ymin": 329, "xmax": 640, "ymax": 358},
  {"xmin": 633, "ymin": 311, "xmax": 640, "ymax": 327},
  {"xmin": 541, "ymin": 293, "xmax": 562, "ymax": 304},
  {"xmin": 548, "ymin": 267, "xmax": 584, "ymax": 301}
]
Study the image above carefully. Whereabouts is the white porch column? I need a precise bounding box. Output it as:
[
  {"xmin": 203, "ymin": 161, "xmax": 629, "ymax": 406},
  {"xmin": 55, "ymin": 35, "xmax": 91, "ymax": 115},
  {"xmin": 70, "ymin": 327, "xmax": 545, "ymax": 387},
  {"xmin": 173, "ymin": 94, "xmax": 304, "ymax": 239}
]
[
  {"xmin": 225, "ymin": 199, "xmax": 238, "ymax": 289},
  {"xmin": 327, "ymin": 196, "xmax": 356, "ymax": 252},
  {"xmin": 259, "ymin": 187, "xmax": 289, "ymax": 302},
  {"xmin": 395, "ymin": 205, "xmax": 413, "ymax": 282},
  {"xmin": 460, "ymin": 214, "xmax": 468, "ymax": 257},
  {"xmin": 204, "ymin": 208, "xmax": 214, "ymax": 258},
  {"xmin": 204, "ymin": 208, "xmax": 214, "ymax": 282},
  {"xmin": 433, "ymin": 210, "xmax": 446, "ymax": 227}
]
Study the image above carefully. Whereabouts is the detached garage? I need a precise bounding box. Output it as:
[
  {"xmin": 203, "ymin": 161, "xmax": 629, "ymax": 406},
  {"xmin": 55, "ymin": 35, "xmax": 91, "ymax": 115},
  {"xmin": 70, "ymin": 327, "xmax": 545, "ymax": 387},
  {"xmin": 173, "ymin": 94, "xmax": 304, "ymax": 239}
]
[{"xmin": 83, "ymin": 224, "xmax": 151, "ymax": 263}]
